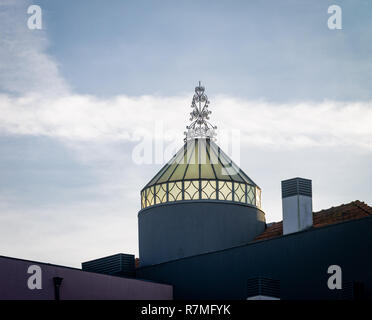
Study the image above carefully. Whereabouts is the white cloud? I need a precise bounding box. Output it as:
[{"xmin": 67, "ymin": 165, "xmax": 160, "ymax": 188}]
[
  {"xmin": 1, "ymin": 93, "xmax": 372, "ymax": 153},
  {"xmin": 214, "ymin": 97, "xmax": 372, "ymax": 151}
]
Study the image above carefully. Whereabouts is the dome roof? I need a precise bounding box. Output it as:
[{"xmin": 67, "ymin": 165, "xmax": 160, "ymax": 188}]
[
  {"xmin": 140, "ymin": 82, "xmax": 262, "ymax": 210},
  {"xmin": 144, "ymin": 138, "xmax": 257, "ymax": 188},
  {"xmin": 141, "ymin": 138, "xmax": 261, "ymax": 210}
]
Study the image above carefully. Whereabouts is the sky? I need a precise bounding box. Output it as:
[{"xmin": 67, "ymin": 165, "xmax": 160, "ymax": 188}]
[{"xmin": 0, "ymin": 0, "xmax": 372, "ymax": 267}]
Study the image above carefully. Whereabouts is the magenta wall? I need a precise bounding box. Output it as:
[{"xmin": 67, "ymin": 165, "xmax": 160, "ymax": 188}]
[{"xmin": 0, "ymin": 256, "xmax": 172, "ymax": 300}]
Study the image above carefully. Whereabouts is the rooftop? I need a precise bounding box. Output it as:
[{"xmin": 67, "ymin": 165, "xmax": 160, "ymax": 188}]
[{"xmin": 254, "ymin": 200, "xmax": 372, "ymax": 241}]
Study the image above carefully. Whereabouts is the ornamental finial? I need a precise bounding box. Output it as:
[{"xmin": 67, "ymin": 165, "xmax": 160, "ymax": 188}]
[{"xmin": 184, "ymin": 81, "xmax": 217, "ymax": 142}]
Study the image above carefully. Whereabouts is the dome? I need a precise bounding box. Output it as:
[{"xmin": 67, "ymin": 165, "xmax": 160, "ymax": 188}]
[
  {"xmin": 141, "ymin": 138, "xmax": 261, "ymax": 210},
  {"xmin": 138, "ymin": 82, "xmax": 265, "ymax": 266}
]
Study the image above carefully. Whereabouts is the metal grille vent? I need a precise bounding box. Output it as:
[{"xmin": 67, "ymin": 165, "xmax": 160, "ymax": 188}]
[
  {"xmin": 246, "ymin": 277, "xmax": 280, "ymax": 299},
  {"xmin": 282, "ymin": 178, "xmax": 312, "ymax": 198},
  {"xmin": 82, "ymin": 253, "xmax": 135, "ymax": 278},
  {"xmin": 340, "ymin": 281, "xmax": 365, "ymax": 300}
]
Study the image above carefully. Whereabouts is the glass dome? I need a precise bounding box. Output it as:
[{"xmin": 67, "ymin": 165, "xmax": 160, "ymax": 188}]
[{"xmin": 141, "ymin": 138, "xmax": 261, "ymax": 210}]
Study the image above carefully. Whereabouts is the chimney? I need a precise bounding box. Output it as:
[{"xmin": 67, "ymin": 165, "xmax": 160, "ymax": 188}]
[{"xmin": 281, "ymin": 177, "xmax": 313, "ymax": 235}]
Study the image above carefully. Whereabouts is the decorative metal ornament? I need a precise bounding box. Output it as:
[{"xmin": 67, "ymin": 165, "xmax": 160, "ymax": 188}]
[{"xmin": 184, "ymin": 81, "xmax": 217, "ymax": 141}]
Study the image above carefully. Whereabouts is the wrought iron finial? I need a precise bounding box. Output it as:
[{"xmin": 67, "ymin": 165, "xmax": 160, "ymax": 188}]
[{"xmin": 184, "ymin": 81, "xmax": 217, "ymax": 141}]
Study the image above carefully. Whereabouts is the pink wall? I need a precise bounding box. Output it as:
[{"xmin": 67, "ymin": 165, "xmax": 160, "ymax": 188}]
[{"xmin": 0, "ymin": 256, "xmax": 172, "ymax": 300}]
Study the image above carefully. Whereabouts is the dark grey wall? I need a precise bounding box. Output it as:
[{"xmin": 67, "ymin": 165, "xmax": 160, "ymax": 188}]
[
  {"xmin": 137, "ymin": 216, "xmax": 372, "ymax": 300},
  {"xmin": 138, "ymin": 201, "xmax": 266, "ymax": 266}
]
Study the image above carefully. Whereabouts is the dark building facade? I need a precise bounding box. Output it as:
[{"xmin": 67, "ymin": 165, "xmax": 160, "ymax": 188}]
[
  {"xmin": 0, "ymin": 255, "xmax": 172, "ymax": 300},
  {"xmin": 137, "ymin": 207, "xmax": 372, "ymax": 300}
]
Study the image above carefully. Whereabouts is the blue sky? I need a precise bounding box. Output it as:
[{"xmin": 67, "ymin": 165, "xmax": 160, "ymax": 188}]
[
  {"xmin": 35, "ymin": 0, "xmax": 372, "ymax": 100},
  {"xmin": 1, "ymin": 0, "xmax": 372, "ymax": 267}
]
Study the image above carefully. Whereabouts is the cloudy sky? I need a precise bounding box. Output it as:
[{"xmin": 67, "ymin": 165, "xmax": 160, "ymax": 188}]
[{"xmin": 1, "ymin": 0, "xmax": 372, "ymax": 267}]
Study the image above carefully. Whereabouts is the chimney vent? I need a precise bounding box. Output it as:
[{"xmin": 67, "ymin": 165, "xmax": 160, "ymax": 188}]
[{"xmin": 282, "ymin": 177, "xmax": 313, "ymax": 235}]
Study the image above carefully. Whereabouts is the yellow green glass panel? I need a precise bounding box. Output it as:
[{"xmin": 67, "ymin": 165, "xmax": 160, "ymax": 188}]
[
  {"xmin": 169, "ymin": 143, "xmax": 194, "ymax": 181},
  {"xmin": 218, "ymin": 181, "xmax": 232, "ymax": 201},
  {"xmin": 234, "ymin": 183, "xmax": 246, "ymax": 203},
  {"xmin": 201, "ymin": 180, "xmax": 216, "ymax": 200},
  {"xmin": 184, "ymin": 140, "xmax": 199, "ymax": 180},
  {"xmin": 157, "ymin": 147, "xmax": 186, "ymax": 183},
  {"xmin": 141, "ymin": 190, "xmax": 146, "ymax": 208},
  {"xmin": 184, "ymin": 180, "xmax": 199, "ymax": 200},
  {"xmin": 247, "ymin": 185, "xmax": 255, "ymax": 205},
  {"xmin": 199, "ymin": 140, "xmax": 216, "ymax": 179},
  {"xmin": 146, "ymin": 187, "xmax": 154, "ymax": 206},
  {"xmin": 168, "ymin": 181, "xmax": 182, "ymax": 201},
  {"xmin": 256, "ymin": 187, "xmax": 261, "ymax": 208},
  {"xmin": 155, "ymin": 183, "xmax": 167, "ymax": 204}
]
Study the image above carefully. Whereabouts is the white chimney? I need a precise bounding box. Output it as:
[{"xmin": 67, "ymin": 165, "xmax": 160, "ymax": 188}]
[{"xmin": 282, "ymin": 177, "xmax": 313, "ymax": 235}]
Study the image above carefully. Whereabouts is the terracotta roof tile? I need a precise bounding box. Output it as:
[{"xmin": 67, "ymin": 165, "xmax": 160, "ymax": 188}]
[{"xmin": 254, "ymin": 200, "xmax": 372, "ymax": 241}]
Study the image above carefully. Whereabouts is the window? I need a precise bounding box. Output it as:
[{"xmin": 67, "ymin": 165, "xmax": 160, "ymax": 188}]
[
  {"xmin": 256, "ymin": 187, "xmax": 261, "ymax": 208},
  {"xmin": 141, "ymin": 190, "xmax": 146, "ymax": 209},
  {"xmin": 141, "ymin": 181, "xmax": 260, "ymax": 210},
  {"xmin": 155, "ymin": 183, "xmax": 167, "ymax": 204},
  {"xmin": 234, "ymin": 182, "xmax": 246, "ymax": 203},
  {"xmin": 168, "ymin": 182, "xmax": 183, "ymax": 201},
  {"xmin": 218, "ymin": 181, "xmax": 233, "ymax": 201},
  {"xmin": 146, "ymin": 187, "xmax": 154, "ymax": 207},
  {"xmin": 201, "ymin": 180, "xmax": 217, "ymax": 200},
  {"xmin": 247, "ymin": 185, "xmax": 255, "ymax": 205},
  {"xmin": 184, "ymin": 180, "xmax": 199, "ymax": 200}
]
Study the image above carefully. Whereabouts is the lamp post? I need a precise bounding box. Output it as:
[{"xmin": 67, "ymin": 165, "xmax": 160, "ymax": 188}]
[{"xmin": 53, "ymin": 277, "xmax": 63, "ymax": 300}]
